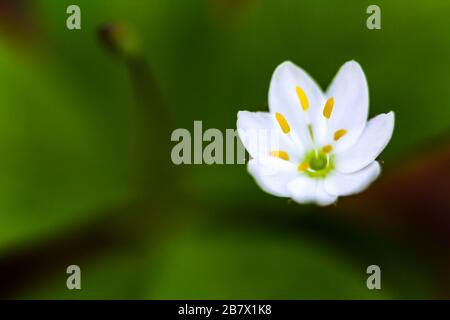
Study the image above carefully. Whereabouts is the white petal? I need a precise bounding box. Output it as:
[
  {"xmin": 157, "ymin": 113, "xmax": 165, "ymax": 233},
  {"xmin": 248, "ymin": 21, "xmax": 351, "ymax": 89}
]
[
  {"xmin": 269, "ymin": 61, "xmax": 326, "ymax": 148},
  {"xmin": 287, "ymin": 175, "xmax": 318, "ymax": 204},
  {"xmin": 324, "ymin": 162, "xmax": 381, "ymax": 196},
  {"xmin": 325, "ymin": 61, "xmax": 369, "ymax": 152},
  {"xmin": 248, "ymin": 156, "xmax": 297, "ymax": 197},
  {"xmin": 315, "ymin": 181, "xmax": 338, "ymax": 206},
  {"xmin": 237, "ymin": 111, "xmax": 300, "ymax": 160},
  {"xmin": 335, "ymin": 112, "xmax": 394, "ymax": 173}
]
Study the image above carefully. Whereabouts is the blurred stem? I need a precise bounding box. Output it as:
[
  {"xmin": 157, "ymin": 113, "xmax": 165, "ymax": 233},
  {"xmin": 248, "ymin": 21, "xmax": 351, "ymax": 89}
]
[
  {"xmin": 98, "ymin": 23, "xmax": 174, "ymax": 201},
  {"xmin": 97, "ymin": 23, "xmax": 177, "ymax": 287},
  {"xmin": 127, "ymin": 56, "xmax": 173, "ymax": 197}
]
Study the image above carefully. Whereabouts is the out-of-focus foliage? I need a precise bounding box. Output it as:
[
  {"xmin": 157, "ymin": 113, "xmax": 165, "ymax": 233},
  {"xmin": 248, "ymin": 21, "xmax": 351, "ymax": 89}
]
[{"xmin": 0, "ymin": 0, "xmax": 449, "ymax": 299}]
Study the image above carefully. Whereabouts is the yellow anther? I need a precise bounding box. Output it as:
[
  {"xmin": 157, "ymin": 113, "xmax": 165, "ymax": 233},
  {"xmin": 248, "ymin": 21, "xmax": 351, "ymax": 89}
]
[
  {"xmin": 275, "ymin": 112, "xmax": 290, "ymax": 134},
  {"xmin": 296, "ymin": 86, "xmax": 309, "ymax": 111},
  {"xmin": 270, "ymin": 150, "xmax": 290, "ymax": 161},
  {"xmin": 298, "ymin": 162, "xmax": 310, "ymax": 172},
  {"xmin": 322, "ymin": 145, "xmax": 333, "ymax": 153},
  {"xmin": 323, "ymin": 97, "xmax": 334, "ymax": 119},
  {"xmin": 334, "ymin": 129, "xmax": 347, "ymax": 141}
]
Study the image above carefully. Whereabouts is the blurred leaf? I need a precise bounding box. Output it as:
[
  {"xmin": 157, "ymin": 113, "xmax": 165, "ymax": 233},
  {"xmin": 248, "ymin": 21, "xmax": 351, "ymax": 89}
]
[
  {"xmin": 149, "ymin": 230, "xmax": 391, "ymax": 299},
  {"xmin": 14, "ymin": 251, "xmax": 148, "ymax": 299},
  {"xmin": 0, "ymin": 39, "xmax": 138, "ymax": 252}
]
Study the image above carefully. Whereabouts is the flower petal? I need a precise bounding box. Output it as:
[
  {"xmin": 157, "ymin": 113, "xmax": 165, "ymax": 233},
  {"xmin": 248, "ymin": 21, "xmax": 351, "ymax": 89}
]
[
  {"xmin": 269, "ymin": 61, "xmax": 326, "ymax": 148},
  {"xmin": 315, "ymin": 181, "xmax": 338, "ymax": 206},
  {"xmin": 335, "ymin": 112, "xmax": 394, "ymax": 173},
  {"xmin": 237, "ymin": 111, "xmax": 300, "ymax": 160},
  {"xmin": 248, "ymin": 156, "xmax": 298, "ymax": 197},
  {"xmin": 287, "ymin": 175, "xmax": 317, "ymax": 204},
  {"xmin": 325, "ymin": 61, "xmax": 369, "ymax": 152},
  {"xmin": 324, "ymin": 161, "xmax": 381, "ymax": 196}
]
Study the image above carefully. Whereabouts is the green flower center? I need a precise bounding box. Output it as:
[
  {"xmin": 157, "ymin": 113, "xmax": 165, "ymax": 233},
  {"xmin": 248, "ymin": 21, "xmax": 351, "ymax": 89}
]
[
  {"xmin": 300, "ymin": 149, "xmax": 334, "ymax": 179},
  {"xmin": 310, "ymin": 154, "xmax": 327, "ymax": 170}
]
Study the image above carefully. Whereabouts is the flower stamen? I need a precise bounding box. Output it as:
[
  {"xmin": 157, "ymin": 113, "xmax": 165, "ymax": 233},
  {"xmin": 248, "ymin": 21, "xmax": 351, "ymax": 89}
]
[
  {"xmin": 270, "ymin": 150, "xmax": 290, "ymax": 161},
  {"xmin": 323, "ymin": 97, "xmax": 334, "ymax": 119},
  {"xmin": 298, "ymin": 162, "xmax": 309, "ymax": 172},
  {"xmin": 322, "ymin": 144, "xmax": 333, "ymax": 153},
  {"xmin": 296, "ymin": 86, "xmax": 309, "ymax": 111},
  {"xmin": 307, "ymin": 124, "xmax": 320, "ymax": 157},
  {"xmin": 275, "ymin": 112, "xmax": 290, "ymax": 134},
  {"xmin": 334, "ymin": 129, "xmax": 347, "ymax": 141},
  {"xmin": 307, "ymin": 124, "xmax": 316, "ymax": 144}
]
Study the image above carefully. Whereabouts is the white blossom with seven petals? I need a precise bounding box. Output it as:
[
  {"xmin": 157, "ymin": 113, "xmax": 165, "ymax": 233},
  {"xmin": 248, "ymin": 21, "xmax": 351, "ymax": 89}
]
[{"xmin": 237, "ymin": 60, "xmax": 394, "ymax": 206}]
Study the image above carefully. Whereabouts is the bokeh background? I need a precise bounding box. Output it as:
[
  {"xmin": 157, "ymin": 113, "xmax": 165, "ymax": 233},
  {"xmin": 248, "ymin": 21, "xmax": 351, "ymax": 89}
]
[{"xmin": 0, "ymin": 0, "xmax": 449, "ymax": 299}]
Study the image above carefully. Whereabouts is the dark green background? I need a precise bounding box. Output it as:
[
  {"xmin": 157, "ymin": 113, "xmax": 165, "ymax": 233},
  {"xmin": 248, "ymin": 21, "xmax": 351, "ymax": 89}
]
[{"xmin": 0, "ymin": 0, "xmax": 449, "ymax": 299}]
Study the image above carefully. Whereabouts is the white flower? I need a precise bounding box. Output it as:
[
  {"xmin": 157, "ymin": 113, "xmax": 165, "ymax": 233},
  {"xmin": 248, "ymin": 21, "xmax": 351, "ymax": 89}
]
[{"xmin": 237, "ymin": 60, "xmax": 394, "ymax": 206}]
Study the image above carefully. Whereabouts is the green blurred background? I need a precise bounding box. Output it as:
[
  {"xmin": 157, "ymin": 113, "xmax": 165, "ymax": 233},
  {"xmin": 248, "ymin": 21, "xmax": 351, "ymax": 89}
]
[{"xmin": 0, "ymin": 0, "xmax": 449, "ymax": 299}]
